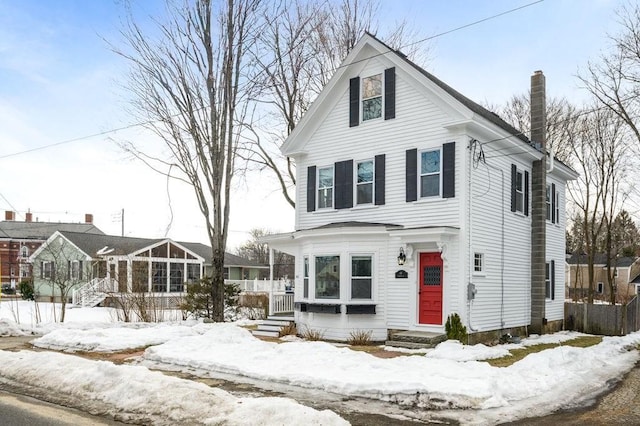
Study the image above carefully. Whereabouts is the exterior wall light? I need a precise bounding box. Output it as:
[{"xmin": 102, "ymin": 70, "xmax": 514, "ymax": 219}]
[{"xmin": 397, "ymin": 247, "xmax": 406, "ymax": 266}]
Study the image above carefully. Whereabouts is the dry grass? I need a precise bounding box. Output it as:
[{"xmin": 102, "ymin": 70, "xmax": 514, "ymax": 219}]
[
  {"xmin": 347, "ymin": 329, "xmax": 373, "ymax": 346},
  {"xmin": 486, "ymin": 335, "xmax": 603, "ymax": 367},
  {"xmin": 301, "ymin": 327, "xmax": 325, "ymax": 341},
  {"xmin": 278, "ymin": 323, "xmax": 298, "ymax": 337}
]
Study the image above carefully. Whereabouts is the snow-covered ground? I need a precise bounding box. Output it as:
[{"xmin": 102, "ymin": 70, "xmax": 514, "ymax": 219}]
[{"xmin": 1, "ymin": 299, "xmax": 639, "ymax": 425}]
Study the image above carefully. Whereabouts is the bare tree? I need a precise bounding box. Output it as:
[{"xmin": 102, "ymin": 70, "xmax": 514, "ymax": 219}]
[
  {"xmin": 113, "ymin": 0, "xmax": 262, "ymax": 321},
  {"xmin": 241, "ymin": 0, "xmax": 429, "ymax": 208},
  {"xmin": 487, "ymin": 93, "xmax": 578, "ymax": 162},
  {"xmin": 236, "ymin": 228, "xmax": 294, "ymax": 279},
  {"xmin": 33, "ymin": 240, "xmax": 91, "ymax": 322},
  {"xmin": 580, "ymin": 3, "xmax": 640, "ymax": 148},
  {"xmin": 567, "ymin": 106, "xmax": 629, "ymax": 304}
]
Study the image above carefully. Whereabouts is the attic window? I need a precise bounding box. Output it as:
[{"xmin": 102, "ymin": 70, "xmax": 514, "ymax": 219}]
[{"xmin": 362, "ymin": 74, "xmax": 382, "ymax": 121}]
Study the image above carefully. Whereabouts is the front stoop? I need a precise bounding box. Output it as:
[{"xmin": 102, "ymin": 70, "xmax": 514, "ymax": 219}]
[
  {"xmin": 385, "ymin": 330, "xmax": 447, "ymax": 349},
  {"xmin": 251, "ymin": 315, "xmax": 295, "ymax": 338}
]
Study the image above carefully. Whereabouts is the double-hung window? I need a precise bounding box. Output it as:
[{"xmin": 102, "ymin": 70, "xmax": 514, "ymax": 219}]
[
  {"xmin": 317, "ymin": 166, "xmax": 334, "ymax": 209},
  {"xmin": 356, "ymin": 160, "xmax": 374, "ymax": 205},
  {"xmin": 545, "ymin": 185, "xmax": 551, "ymax": 221},
  {"xmin": 303, "ymin": 256, "xmax": 309, "ymax": 299},
  {"xmin": 315, "ymin": 255, "xmax": 340, "ymax": 299},
  {"xmin": 420, "ymin": 149, "xmax": 441, "ymax": 197},
  {"xmin": 362, "ymin": 74, "xmax": 382, "ymax": 121},
  {"xmin": 20, "ymin": 246, "xmax": 28, "ymax": 258},
  {"xmin": 474, "ymin": 253, "xmax": 484, "ymax": 273},
  {"xmin": 545, "ymin": 262, "xmax": 551, "ymax": 299},
  {"xmin": 515, "ymin": 169, "xmax": 524, "ymax": 213},
  {"xmin": 70, "ymin": 260, "xmax": 80, "ymax": 280},
  {"xmin": 555, "ymin": 191, "xmax": 560, "ymax": 224},
  {"xmin": 351, "ymin": 255, "xmax": 372, "ymax": 299},
  {"xmin": 42, "ymin": 261, "xmax": 54, "ymax": 279}
]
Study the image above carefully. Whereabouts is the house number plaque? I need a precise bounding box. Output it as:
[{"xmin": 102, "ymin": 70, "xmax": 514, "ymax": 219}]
[{"xmin": 395, "ymin": 270, "xmax": 408, "ymax": 279}]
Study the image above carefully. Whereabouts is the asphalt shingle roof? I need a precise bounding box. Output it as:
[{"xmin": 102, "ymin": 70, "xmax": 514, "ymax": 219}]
[
  {"xmin": 58, "ymin": 231, "xmax": 265, "ymax": 268},
  {"xmin": 566, "ymin": 253, "xmax": 637, "ymax": 268},
  {"xmin": 0, "ymin": 221, "xmax": 104, "ymax": 240}
]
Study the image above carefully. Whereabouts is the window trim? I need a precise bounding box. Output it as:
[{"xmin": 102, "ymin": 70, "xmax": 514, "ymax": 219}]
[
  {"xmin": 303, "ymin": 256, "xmax": 309, "ymax": 299},
  {"xmin": 361, "ymin": 73, "xmax": 383, "ymax": 122},
  {"xmin": 515, "ymin": 169, "xmax": 524, "ymax": 213},
  {"xmin": 355, "ymin": 159, "xmax": 375, "ymax": 206},
  {"xmin": 545, "ymin": 185, "xmax": 551, "ymax": 221},
  {"xmin": 473, "ymin": 253, "xmax": 484, "ymax": 274},
  {"xmin": 350, "ymin": 254, "xmax": 373, "ymax": 300},
  {"xmin": 597, "ymin": 281, "xmax": 604, "ymax": 294},
  {"xmin": 314, "ymin": 255, "xmax": 341, "ymax": 300},
  {"xmin": 317, "ymin": 165, "xmax": 334, "ymax": 210},
  {"xmin": 419, "ymin": 147, "xmax": 442, "ymax": 198},
  {"xmin": 555, "ymin": 190, "xmax": 560, "ymax": 225}
]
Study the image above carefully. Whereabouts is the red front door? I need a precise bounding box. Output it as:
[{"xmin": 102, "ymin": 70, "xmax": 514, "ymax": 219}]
[{"xmin": 419, "ymin": 252, "xmax": 443, "ymax": 325}]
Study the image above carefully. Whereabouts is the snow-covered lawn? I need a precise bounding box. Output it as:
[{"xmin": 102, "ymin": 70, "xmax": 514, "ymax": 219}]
[{"xmin": 2, "ymin": 300, "xmax": 639, "ymax": 425}]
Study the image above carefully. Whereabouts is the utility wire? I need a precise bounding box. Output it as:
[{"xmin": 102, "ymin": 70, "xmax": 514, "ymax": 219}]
[{"xmin": 0, "ymin": 1, "xmax": 544, "ymax": 161}]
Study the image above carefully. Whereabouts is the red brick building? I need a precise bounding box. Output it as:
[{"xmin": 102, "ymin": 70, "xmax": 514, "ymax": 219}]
[{"xmin": 0, "ymin": 211, "xmax": 104, "ymax": 289}]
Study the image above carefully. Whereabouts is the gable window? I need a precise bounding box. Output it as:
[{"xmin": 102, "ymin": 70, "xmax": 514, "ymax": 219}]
[
  {"xmin": 42, "ymin": 261, "xmax": 54, "ymax": 279},
  {"xmin": 420, "ymin": 149, "xmax": 441, "ymax": 197},
  {"xmin": 303, "ymin": 256, "xmax": 309, "ymax": 299},
  {"xmin": 362, "ymin": 74, "xmax": 382, "ymax": 121},
  {"xmin": 351, "ymin": 255, "xmax": 372, "ymax": 299},
  {"xmin": 315, "ymin": 255, "xmax": 340, "ymax": 299},
  {"xmin": 474, "ymin": 253, "xmax": 484, "ymax": 273},
  {"xmin": 356, "ymin": 160, "xmax": 374, "ymax": 204},
  {"xmin": 69, "ymin": 260, "xmax": 82, "ymax": 280},
  {"xmin": 317, "ymin": 166, "xmax": 334, "ymax": 209}
]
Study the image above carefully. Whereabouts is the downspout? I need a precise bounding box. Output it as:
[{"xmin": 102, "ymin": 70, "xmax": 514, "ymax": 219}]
[{"xmin": 467, "ymin": 138, "xmax": 477, "ymax": 332}]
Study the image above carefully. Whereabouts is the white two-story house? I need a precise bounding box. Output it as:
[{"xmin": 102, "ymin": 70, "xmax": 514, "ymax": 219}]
[{"xmin": 264, "ymin": 33, "xmax": 577, "ymax": 343}]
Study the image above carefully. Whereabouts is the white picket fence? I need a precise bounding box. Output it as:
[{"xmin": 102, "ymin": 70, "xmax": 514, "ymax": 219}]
[{"xmin": 226, "ymin": 278, "xmax": 294, "ymax": 314}]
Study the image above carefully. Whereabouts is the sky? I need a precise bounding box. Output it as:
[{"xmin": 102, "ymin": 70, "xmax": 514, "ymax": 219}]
[
  {"xmin": 0, "ymin": 0, "xmax": 625, "ymax": 250},
  {"xmin": 2, "ymin": 300, "xmax": 640, "ymax": 424}
]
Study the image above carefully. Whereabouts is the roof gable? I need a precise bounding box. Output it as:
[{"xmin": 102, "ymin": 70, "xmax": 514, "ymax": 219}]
[{"xmin": 281, "ymin": 32, "xmax": 537, "ymax": 157}]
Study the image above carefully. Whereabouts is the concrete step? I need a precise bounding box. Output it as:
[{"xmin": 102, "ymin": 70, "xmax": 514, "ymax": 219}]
[
  {"xmin": 384, "ymin": 340, "xmax": 437, "ymax": 350},
  {"xmin": 258, "ymin": 324, "xmax": 285, "ymax": 332},
  {"xmin": 262, "ymin": 319, "xmax": 293, "ymax": 327},
  {"xmin": 266, "ymin": 315, "xmax": 294, "ymax": 322},
  {"xmin": 252, "ymin": 330, "xmax": 280, "ymax": 338},
  {"xmin": 390, "ymin": 331, "xmax": 446, "ymax": 345}
]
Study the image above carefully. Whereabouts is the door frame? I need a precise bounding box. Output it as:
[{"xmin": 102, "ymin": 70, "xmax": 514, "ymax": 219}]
[{"xmin": 417, "ymin": 251, "xmax": 444, "ymax": 326}]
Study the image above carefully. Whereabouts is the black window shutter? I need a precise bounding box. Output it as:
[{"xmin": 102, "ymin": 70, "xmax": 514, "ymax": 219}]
[
  {"xmin": 68, "ymin": 260, "xmax": 71, "ymax": 279},
  {"xmin": 335, "ymin": 160, "xmax": 353, "ymax": 209},
  {"xmin": 79, "ymin": 260, "xmax": 83, "ymax": 280},
  {"xmin": 551, "ymin": 183, "xmax": 556, "ymax": 224},
  {"xmin": 524, "ymin": 170, "xmax": 530, "ymax": 217},
  {"xmin": 510, "ymin": 164, "xmax": 517, "ymax": 212},
  {"xmin": 349, "ymin": 77, "xmax": 359, "ymax": 127},
  {"xmin": 406, "ymin": 149, "xmax": 417, "ymax": 202},
  {"xmin": 551, "ymin": 260, "xmax": 555, "ymax": 300},
  {"xmin": 374, "ymin": 154, "xmax": 385, "ymax": 205},
  {"xmin": 307, "ymin": 166, "xmax": 316, "ymax": 212},
  {"xmin": 40, "ymin": 261, "xmax": 44, "ymax": 279},
  {"xmin": 384, "ymin": 67, "xmax": 396, "ymax": 120},
  {"xmin": 442, "ymin": 142, "xmax": 455, "ymax": 198}
]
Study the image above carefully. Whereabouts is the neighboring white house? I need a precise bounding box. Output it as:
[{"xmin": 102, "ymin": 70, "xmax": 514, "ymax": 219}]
[{"xmin": 263, "ymin": 33, "xmax": 578, "ymax": 343}]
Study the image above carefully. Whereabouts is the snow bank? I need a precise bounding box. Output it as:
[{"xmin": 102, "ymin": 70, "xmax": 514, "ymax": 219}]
[{"xmin": 0, "ymin": 350, "xmax": 347, "ymax": 425}]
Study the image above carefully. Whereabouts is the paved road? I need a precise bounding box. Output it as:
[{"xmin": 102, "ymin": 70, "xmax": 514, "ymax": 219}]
[
  {"xmin": 0, "ymin": 390, "xmax": 126, "ymax": 426},
  {"xmin": 508, "ymin": 360, "xmax": 640, "ymax": 425}
]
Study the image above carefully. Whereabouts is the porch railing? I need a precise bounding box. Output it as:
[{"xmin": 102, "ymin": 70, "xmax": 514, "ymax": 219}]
[{"xmin": 72, "ymin": 277, "xmax": 118, "ymax": 307}]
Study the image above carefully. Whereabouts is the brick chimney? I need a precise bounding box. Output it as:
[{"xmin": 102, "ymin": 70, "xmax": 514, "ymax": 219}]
[
  {"xmin": 5, "ymin": 211, "xmax": 15, "ymax": 221},
  {"xmin": 530, "ymin": 70, "xmax": 547, "ymax": 334},
  {"xmin": 85, "ymin": 213, "xmax": 93, "ymax": 224},
  {"xmin": 25, "ymin": 212, "xmax": 32, "ymax": 222}
]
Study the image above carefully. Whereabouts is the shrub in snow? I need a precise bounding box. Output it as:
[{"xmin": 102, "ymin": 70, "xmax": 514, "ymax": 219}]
[{"xmin": 445, "ymin": 313, "xmax": 468, "ymax": 343}]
